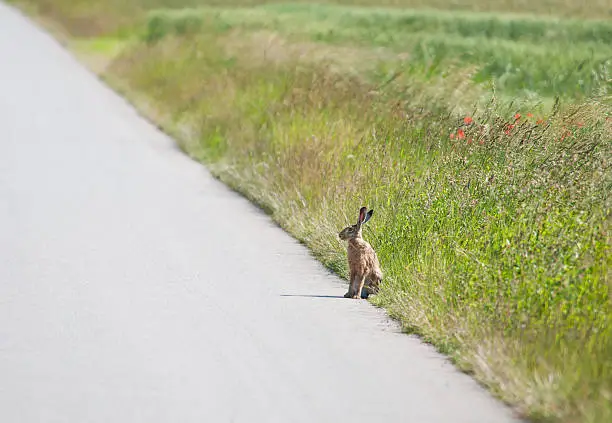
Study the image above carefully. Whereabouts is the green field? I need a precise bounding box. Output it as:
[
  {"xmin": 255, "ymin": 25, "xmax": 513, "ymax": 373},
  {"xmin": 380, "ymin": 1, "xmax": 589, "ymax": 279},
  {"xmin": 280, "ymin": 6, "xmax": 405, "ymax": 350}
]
[{"xmin": 10, "ymin": 0, "xmax": 612, "ymax": 422}]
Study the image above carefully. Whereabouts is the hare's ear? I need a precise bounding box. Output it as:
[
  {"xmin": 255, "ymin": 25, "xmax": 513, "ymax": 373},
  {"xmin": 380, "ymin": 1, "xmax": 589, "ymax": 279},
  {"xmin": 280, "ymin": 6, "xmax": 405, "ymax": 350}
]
[
  {"xmin": 358, "ymin": 207, "xmax": 367, "ymax": 225},
  {"xmin": 363, "ymin": 209, "xmax": 374, "ymax": 224}
]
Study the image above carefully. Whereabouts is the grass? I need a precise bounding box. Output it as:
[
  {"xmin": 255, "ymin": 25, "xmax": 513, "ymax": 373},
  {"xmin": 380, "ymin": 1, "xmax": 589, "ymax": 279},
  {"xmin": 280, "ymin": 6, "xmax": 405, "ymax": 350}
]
[
  {"xmin": 143, "ymin": 5, "xmax": 612, "ymax": 99},
  {"xmin": 8, "ymin": 0, "xmax": 612, "ymax": 422},
  {"xmin": 11, "ymin": 0, "xmax": 612, "ymax": 24}
]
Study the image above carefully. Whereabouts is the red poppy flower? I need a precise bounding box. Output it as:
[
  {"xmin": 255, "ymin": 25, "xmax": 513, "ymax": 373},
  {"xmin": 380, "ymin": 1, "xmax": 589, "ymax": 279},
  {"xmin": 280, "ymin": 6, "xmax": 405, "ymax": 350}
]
[
  {"xmin": 457, "ymin": 129, "xmax": 466, "ymax": 139},
  {"xmin": 514, "ymin": 113, "xmax": 521, "ymax": 121},
  {"xmin": 560, "ymin": 128, "xmax": 571, "ymax": 141},
  {"xmin": 527, "ymin": 113, "xmax": 534, "ymax": 118},
  {"xmin": 464, "ymin": 116, "xmax": 473, "ymax": 125}
]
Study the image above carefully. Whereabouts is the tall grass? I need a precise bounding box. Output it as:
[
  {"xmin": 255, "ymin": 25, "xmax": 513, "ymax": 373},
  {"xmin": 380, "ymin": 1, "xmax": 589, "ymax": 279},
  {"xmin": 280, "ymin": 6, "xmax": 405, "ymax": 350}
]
[
  {"xmin": 144, "ymin": 6, "xmax": 612, "ymax": 99},
  {"xmin": 9, "ymin": 0, "xmax": 612, "ymax": 421},
  {"xmin": 10, "ymin": 0, "xmax": 612, "ymax": 25}
]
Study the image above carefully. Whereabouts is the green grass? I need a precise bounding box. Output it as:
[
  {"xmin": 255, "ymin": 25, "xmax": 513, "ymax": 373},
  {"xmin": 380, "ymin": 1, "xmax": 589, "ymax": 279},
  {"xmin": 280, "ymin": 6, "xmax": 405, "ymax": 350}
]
[
  {"xmin": 12, "ymin": 0, "xmax": 612, "ymax": 23},
  {"xmin": 9, "ymin": 0, "xmax": 612, "ymax": 422},
  {"xmin": 142, "ymin": 5, "xmax": 612, "ymax": 99}
]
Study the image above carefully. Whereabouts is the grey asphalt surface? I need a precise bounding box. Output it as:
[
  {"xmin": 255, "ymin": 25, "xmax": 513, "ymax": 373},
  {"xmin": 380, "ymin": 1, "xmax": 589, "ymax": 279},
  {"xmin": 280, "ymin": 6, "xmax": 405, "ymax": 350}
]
[{"xmin": 0, "ymin": 3, "xmax": 523, "ymax": 422}]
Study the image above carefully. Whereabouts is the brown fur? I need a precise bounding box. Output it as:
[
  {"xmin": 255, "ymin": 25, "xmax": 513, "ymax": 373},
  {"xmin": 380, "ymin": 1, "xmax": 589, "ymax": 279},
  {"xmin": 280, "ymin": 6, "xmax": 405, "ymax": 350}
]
[{"xmin": 338, "ymin": 207, "xmax": 383, "ymax": 299}]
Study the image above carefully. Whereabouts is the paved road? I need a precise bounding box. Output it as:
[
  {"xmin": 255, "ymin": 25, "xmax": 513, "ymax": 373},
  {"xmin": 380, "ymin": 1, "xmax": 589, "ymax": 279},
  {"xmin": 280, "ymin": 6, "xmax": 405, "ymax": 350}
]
[{"xmin": 0, "ymin": 3, "xmax": 522, "ymax": 422}]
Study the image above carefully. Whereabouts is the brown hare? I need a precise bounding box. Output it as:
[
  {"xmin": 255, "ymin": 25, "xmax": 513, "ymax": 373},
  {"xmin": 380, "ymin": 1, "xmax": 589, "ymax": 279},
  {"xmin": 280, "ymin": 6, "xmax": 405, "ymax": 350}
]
[{"xmin": 338, "ymin": 207, "xmax": 383, "ymax": 299}]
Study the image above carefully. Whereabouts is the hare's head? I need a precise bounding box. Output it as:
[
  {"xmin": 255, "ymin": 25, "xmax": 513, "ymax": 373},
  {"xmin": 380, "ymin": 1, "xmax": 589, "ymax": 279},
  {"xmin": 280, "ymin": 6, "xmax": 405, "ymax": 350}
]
[{"xmin": 338, "ymin": 207, "xmax": 373, "ymax": 240}]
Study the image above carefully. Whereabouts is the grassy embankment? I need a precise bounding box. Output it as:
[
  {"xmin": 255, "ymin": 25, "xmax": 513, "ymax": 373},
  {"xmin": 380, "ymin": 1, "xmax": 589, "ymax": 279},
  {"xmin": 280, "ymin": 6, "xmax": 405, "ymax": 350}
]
[{"xmin": 9, "ymin": 0, "xmax": 612, "ymax": 422}]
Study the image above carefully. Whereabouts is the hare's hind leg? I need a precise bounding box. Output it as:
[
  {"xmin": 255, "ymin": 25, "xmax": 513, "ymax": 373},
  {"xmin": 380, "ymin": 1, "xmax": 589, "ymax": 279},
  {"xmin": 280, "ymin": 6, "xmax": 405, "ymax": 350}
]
[{"xmin": 366, "ymin": 273, "xmax": 381, "ymax": 295}]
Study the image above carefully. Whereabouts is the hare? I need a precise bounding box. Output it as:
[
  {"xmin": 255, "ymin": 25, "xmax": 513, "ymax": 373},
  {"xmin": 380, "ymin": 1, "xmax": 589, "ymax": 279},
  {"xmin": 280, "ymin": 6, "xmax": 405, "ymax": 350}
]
[{"xmin": 338, "ymin": 206, "xmax": 383, "ymax": 299}]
